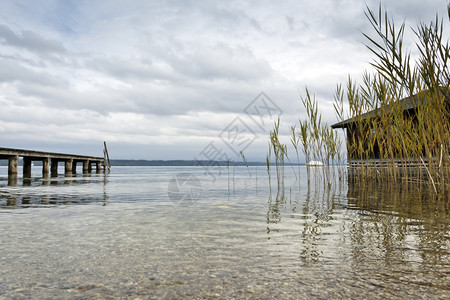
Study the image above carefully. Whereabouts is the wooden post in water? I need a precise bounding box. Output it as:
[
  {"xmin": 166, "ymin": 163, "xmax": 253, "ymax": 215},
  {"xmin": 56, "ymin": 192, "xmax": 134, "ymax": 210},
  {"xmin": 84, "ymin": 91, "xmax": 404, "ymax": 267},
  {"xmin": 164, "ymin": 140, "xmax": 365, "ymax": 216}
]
[
  {"xmin": 83, "ymin": 160, "xmax": 89, "ymax": 174},
  {"xmin": 8, "ymin": 176, "xmax": 17, "ymax": 186},
  {"xmin": 65, "ymin": 159, "xmax": 73, "ymax": 175},
  {"xmin": 103, "ymin": 141, "xmax": 111, "ymax": 172},
  {"xmin": 51, "ymin": 159, "xmax": 58, "ymax": 177},
  {"xmin": 42, "ymin": 157, "xmax": 50, "ymax": 177},
  {"xmin": 72, "ymin": 160, "xmax": 77, "ymax": 174},
  {"xmin": 8, "ymin": 155, "xmax": 18, "ymax": 186},
  {"xmin": 23, "ymin": 157, "xmax": 32, "ymax": 178},
  {"xmin": 96, "ymin": 161, "xmax": 101, "ymax": 173},
  {"xmin": 8, "ymin": 155, "xmax": 18, "ymax": 176}
]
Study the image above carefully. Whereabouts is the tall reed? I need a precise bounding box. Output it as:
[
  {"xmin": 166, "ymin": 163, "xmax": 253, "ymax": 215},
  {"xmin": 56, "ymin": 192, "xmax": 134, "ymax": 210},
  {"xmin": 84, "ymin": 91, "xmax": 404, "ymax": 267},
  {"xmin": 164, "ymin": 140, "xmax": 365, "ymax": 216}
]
[
  {"xmin": 239, "ymin": 150, "xmax": 252, "ymax": 178},
  {"xmin": 266, "ymin": 145, "xmax": 272, "ymax": 193},
  {"xmin": 290, "ymin": 125, "xmax": 302, "ymax": 182},
  {"xmin": 269, "ymin": 118, "xmax": 286, "ymax": 190}
]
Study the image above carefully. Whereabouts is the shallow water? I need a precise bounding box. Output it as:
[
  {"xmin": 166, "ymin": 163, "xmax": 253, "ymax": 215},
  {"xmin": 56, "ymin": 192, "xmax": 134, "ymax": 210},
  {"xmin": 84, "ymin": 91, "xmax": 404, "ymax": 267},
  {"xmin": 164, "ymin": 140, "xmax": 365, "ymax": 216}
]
[{"xmin": 0, "ymin": 166, "xmax": 448, "ymax": 299}]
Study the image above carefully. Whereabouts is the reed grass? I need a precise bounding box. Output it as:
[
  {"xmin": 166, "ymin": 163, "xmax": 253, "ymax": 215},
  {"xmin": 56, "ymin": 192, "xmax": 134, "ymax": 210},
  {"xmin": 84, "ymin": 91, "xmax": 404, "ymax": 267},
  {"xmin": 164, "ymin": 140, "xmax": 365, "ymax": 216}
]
[
  {"xmin": 290, "ymin": 125, "xmax": 301, "ymax": 181},
  {"xmin": 335, "ymin": 5, "xmax": 449, "ymax": 195},
  {"xmin": 266, "ymin": 145, "xmax": 272, "ymax": 193},
  {"xmin": 239, "ymin": 150, "xmax": 252, "ymax": 178},
  {"xmin": 269, "ymin": 118, "xmax": 286, "ymax": 190}
]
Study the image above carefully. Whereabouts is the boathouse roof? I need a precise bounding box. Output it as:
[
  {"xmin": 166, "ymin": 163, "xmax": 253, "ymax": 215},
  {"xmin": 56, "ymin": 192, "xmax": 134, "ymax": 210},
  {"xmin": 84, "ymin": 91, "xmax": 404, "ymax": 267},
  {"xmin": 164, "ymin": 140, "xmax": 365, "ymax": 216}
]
[{"xmin": 331, "ymin": 88, "xmax": 449, "ymax": 129}]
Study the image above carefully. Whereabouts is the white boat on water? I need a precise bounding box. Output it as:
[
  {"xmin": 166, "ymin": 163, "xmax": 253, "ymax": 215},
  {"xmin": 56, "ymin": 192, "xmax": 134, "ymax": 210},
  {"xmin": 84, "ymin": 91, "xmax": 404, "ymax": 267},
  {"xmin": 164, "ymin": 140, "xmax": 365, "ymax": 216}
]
[{"xmin": 306, "ymin": 160, "xmax": 324, "ymax": 166}]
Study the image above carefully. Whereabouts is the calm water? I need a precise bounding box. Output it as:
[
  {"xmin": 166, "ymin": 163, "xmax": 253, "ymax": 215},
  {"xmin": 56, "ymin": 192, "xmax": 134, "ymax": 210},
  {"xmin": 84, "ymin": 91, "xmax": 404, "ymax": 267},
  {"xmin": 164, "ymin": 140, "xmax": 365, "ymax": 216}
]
[{"xmin": 0, "ymin": 166, "xmax": 448, "ymax": 299}]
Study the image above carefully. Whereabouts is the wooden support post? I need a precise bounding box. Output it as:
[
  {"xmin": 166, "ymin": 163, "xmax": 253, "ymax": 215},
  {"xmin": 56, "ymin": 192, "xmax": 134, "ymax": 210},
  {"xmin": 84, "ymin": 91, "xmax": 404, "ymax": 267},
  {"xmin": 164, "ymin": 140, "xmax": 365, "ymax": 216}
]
[
  {"xmin": 103, "ymin": 141, "xmax": 111, "ymax": 172},
  {"xmin": 51, "ymin": 159, "xmax": 58, "ymax": 177},
  {"xmin": 23, "ymin": 157, "xmax": 32, "ymax": 178},
  {"xmin": 8, "ymin": 174, "xmax": 17, "ymax": 186},
  {"xmin": 72, "ymin": 160, "xmax": 77, "ymax": 174},
  {"xmin": 42, "ymin": 158, "xmax": 50, "ymax": 177},
  {"xmin": 88, "ymin": 162, "xmax": 93, "ymax": 173},
  {"xmin": 96, "ymin": 161, "xmax": 101, "ymax": 173},
  {"xmin": 65, "ymin": 159, "xmax": 73, "ymax": 175},
  {"xmin": 83, "ymin": 160, "xmax": 89, "ymax": 174},
  {"xmin": 8, "ymin": 155, "xmax": 18, "ymax": 176}
]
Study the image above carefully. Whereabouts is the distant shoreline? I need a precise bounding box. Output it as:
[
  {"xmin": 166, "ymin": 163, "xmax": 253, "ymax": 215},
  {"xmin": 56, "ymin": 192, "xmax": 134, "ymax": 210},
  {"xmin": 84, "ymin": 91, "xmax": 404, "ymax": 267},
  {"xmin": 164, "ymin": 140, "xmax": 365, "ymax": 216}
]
[
  {"xmin": 0, "ymin": 159, "xmax": 305, "ymax": 167},
  {"xmin": 111, "ymin": 160, "xmax": 275, "ymax": 167}
]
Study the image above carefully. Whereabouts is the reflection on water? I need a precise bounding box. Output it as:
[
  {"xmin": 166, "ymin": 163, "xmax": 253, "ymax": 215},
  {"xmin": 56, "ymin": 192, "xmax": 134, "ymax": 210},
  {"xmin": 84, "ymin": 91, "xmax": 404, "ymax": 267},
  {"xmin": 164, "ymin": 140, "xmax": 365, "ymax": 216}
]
[
  {"xmin": 347, "ymin": 179, "xmax": 449, "ymax": 269},
  {"xmin": 0, "ymin": 166, "xmax": 448, "ymax": 298},
  {"xmin": 0, "ymin": 173, "xmax": 108, "ymax": 208},
  {"xmin": 263, "ymin": 167, "xmax": 448, "ymax": 297}
]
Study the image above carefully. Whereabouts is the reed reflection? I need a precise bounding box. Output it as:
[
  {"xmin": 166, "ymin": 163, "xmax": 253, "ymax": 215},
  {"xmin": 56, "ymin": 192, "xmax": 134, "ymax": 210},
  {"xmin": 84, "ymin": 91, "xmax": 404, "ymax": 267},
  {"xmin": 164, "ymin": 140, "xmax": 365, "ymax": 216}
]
[
  {"xmin": 298, "ymin": 168, "xmax": 345, "ymax": 264},
  {"xmin": 266, "ymin": 168, "xmax": 345, "ymax": 263},
  {"xmin": 265, "ymin": 167, "xmax": 448, "ymax": 269},
  {"xmin": 347, "ymin": 178, "xmax": 449, "ymax": 268}
]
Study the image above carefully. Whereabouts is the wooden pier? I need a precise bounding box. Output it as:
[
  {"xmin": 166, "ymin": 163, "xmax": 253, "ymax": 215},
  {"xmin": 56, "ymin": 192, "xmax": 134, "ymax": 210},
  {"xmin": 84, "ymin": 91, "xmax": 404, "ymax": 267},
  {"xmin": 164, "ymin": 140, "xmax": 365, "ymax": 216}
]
[{"xmin": 0, "ymin": 147, "xmax": 105, "ymax": 179}]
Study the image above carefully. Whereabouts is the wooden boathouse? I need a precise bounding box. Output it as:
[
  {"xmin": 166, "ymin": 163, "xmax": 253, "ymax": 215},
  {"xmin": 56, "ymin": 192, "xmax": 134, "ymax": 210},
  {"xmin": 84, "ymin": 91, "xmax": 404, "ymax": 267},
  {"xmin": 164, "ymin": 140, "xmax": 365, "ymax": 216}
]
[
  {"xmin": 331, "ymin": 88, "xmax": 450, "ymax": 165},
  {"xmin": 0, "ymin": 147, "xmax": 105, "ymax": 178}
]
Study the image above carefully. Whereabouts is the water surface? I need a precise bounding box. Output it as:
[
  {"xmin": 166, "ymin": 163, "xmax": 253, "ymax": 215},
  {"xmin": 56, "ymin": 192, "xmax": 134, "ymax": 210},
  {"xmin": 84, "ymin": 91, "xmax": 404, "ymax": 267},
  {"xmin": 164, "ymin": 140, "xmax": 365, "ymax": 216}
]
[{"xmin": 0, "ymin": 166, "xmax": 448, "ymax": 299}]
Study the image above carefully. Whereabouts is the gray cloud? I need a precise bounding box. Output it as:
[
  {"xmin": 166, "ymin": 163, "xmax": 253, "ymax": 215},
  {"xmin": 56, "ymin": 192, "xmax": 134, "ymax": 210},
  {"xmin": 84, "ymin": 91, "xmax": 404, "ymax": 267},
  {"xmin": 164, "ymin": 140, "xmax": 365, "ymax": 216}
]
[
  {"xmin": 169, "ymin": 43, "xmax": 274, "ymax": 81},
  {"xmin": 0, "ymin": 58, "xmax": 65, "ymax": 87},
  {"xmin": 87, "ymin": 56, "xmax": 175, "ymax": 82},
  {"xmin": 0, "ymin": 24, "xmax": 66, "ymax": 54}
]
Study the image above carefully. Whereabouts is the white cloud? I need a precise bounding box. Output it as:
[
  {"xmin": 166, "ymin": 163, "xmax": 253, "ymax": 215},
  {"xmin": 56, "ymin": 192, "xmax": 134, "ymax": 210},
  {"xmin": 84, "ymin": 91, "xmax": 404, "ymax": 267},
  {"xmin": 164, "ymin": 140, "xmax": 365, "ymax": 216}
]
[{"xmin": 0, "ymin": 0, "xmax": 447, "ymax": 160}]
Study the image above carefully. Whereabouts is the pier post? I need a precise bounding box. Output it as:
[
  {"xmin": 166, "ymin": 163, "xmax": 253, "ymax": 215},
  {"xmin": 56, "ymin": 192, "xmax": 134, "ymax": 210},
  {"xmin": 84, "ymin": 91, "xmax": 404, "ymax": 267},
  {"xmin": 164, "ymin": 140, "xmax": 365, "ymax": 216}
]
[
  {"xmin": 83, "ymin": 160, "xmax": 89, "ymax": 174},
  {"xmin": 65, "ymin": 159, "xmax": 73, "ymax": 175},
  {"xmin": 51, "ymin": 159, "xmax": 58, "ymax": 177},
  {"xmin": 96, "ymin": 161, "xmax": 101, "ymax": 173},
  {"xmin": 42, "ymin": 157, "xmax": 50, "ymax": 177},
  {"xmin": 72, "ymin": 160, "xmax": 77, "ymax": 174},
  {"xmin": 8, "ymin": 175, "xmax": 18, "ymax": 186},
  {"xmin": 23, "ymin": 157, "xmax": 32, "ymax": 178},
  {"xmin": 88, "ymin": 162, "xmax": 93, "ymax": 173},
  {"xmin": 8, "ymin": 155, "xmax": 18, "ymax": 185},
  {"xmin": 8, "ymin": 155, "xmax": 18, "ymax": 176}
]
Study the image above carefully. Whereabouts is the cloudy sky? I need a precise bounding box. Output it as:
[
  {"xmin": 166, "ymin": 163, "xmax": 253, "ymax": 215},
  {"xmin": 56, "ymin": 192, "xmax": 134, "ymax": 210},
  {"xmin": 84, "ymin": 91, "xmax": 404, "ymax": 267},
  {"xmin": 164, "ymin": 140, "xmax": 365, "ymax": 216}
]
[{"xmin": 0, "ymin": 0, "xmax": 447, "ymax": 161}]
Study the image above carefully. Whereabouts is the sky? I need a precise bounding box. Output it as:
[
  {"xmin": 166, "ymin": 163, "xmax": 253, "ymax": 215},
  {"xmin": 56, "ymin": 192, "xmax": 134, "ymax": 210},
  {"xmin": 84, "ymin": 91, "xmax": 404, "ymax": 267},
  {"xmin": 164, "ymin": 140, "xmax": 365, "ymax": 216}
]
[{"xmin": 0, "ymin": 0, "xmax": 448, "ymax": 161}]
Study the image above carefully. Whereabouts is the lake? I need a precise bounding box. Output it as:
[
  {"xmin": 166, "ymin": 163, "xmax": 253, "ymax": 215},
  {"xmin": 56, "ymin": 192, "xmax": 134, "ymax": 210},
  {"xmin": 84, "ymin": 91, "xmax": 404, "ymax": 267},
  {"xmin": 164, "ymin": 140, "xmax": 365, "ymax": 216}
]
[{"xmin": 0, "ymin": 166, "xmax": 448, "ymax": 299}]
